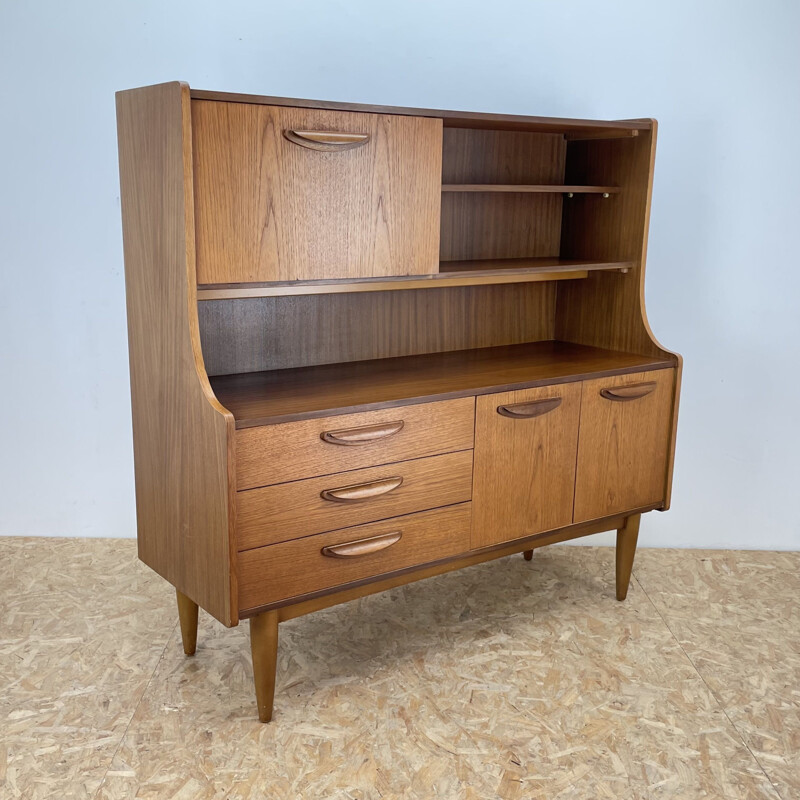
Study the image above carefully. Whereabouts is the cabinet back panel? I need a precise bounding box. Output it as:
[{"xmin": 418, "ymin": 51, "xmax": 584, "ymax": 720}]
[
  {"xmin": 198, "ymin": 283, "xmax": 556, "ymax": 375},
  {"xmin": 440, "ymin": 128, "xmax": 566, "ymax": 262}
]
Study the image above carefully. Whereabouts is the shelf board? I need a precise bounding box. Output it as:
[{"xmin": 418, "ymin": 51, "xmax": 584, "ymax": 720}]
[
  {"xmin": 197, "ymin": 259, "xmax": 634, "ymax": 300},
  {"xmin": 210, "ymin": 341, "xmax": 676, "ymax": 428},
  {"xmin": 441, "ymin": 184, "xmax": 620, "ymax": 194}
]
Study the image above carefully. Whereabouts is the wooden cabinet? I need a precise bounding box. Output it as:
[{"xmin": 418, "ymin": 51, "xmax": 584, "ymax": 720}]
[
  {"xmin": 472, "ymin": 383, "xmax": 581, "ymax": 548},
  {"xmin": 192, "ymin": 101, "xmax": 442, "ymax": 284},
  {"xmin": 116, "ymin": 81, "xmax": 682, "ymax": 722},
  {"xmin": 574, "ymin": 369, "xmax": 675, "ymax": 522}
]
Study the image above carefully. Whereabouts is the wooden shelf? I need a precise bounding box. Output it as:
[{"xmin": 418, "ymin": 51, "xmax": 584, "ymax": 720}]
[
  {"xmin": 441, "ymin": 184, "xmax": 620, "ymax": 194},
  {"xmin": 210, "ymin": 341, "xmax": 676, "ymax": 427},
  {"xmin": 197, "ymin": 259, "xmax": 634, "ymax": 300}
]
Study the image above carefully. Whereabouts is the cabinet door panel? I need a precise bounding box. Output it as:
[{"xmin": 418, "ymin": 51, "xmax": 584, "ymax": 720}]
[
  {"xmin": 471, "ymin": 383, "xmax": 581, "ymax": 548},
  {"xmin": 574, "ymin": 369, "xmax": 674, "ymax": 523},
  {"xmin": 192, "ymin": 100, "xmax": 442, "ymax": 284}
]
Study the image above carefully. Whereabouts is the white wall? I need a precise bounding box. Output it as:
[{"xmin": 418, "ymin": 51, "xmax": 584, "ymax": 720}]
[{"xmin": 1, "ymin": 0, "xmax": 798, "ymax": 548}]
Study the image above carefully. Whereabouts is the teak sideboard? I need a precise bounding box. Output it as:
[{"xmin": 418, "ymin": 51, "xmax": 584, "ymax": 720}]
[{"xmin": 116, "ymin": 81, "xmax": 681, "ymax": 722}]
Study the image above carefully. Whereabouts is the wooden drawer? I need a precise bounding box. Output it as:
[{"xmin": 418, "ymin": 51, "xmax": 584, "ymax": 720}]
[
  {"xmin": 192, "ymin": 100, "xmax": 442, "ymax": 284},
  {"xmin": 237, "ymin": 450, "xmax": 473, "ymax": 550},
  {"xmin": 238, "ymin": 504, "xmax": 471, "ymax": 611},
  {"xmin": 236, "ymin": 397, "xmax": 475, "ymax": 490},
  {"xmin": 574, "ymin": 368, "xmax": 675, "ymax": 522}
]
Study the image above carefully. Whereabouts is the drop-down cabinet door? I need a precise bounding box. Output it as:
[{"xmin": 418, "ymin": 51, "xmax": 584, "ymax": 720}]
[
  {"xmin": 191, "ymin": 101, "xmax": 443, "ymax": 284},
  {"xmin": 471, "ymin": 383, "xmax": 582, "ymax": 548},
  {"xmin": 574, "ymin": 369, "xmax": 675, "ymax": 523}
]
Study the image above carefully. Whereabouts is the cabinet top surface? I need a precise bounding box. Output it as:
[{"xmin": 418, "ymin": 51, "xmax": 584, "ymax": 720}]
[
  {"xmin": 210, "ymin": 341, "xmax": 676, "ymax": 428},
  {"xmin": 120, "ymin": 83, "xmax": 654, "ymax": 135}
]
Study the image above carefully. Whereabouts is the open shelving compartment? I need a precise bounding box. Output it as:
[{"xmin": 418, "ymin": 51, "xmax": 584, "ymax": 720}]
[
  {"xmin": 437, "ymin": 124, "xmax": 637, "ymax": 284},
  {"xmin": 196, "ymin": 118, "xmax": 644, "ymax": 301},
  {"xmin": 195, "ymin": 108, "xmax": 675, "ymax": 426}
]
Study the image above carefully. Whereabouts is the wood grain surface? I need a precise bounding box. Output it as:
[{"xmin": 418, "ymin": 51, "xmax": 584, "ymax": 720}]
[
  {"xmin": 236, "ymin": 450, "xmax": 473, "ymax": 550},
  {"xmin": 236, "ymin": 397, "xmax": 475, "ymax": 490},
  {"xmin": 249, "ymin": 610, "xmax": 279, "ymax": 722},
  {"xmin": 198, "ymin": 282, "xmax": 557, "ymax": 375},
  {"xmin": 471, "ymin": 383, "xmax": 582, "ymax": 548},
  {"xmin": 116, "ymin": 81, "xmax": 237, "ymax": 626},
  {"xmin": 210, "ymin": 341, "xmax": 676, "ymax": 427},
  {"xmin": 440, "ymin": 128, "xmax": 565, "ymax": 262},
  {"xmin": 574, "ymin": 369, "xmax": 675, "ymax": 522},
  {"xmin": 238, "ymin": 504, "xmax": 472, "ymax": 611},
  {"xmin": 192, "ymin": 101, "xmax": 442, "ymax": 284}
]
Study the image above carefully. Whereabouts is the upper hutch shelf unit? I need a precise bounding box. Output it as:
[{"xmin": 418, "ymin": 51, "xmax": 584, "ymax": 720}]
[{"xmin": 116, "ymin": 82, "xmax": 681, "ymax": 722}]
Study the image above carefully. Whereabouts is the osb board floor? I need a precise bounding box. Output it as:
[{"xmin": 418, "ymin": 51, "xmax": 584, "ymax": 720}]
[{"xmin": 1, "ymin": 539, "xmax": 797, "ymax": 800}]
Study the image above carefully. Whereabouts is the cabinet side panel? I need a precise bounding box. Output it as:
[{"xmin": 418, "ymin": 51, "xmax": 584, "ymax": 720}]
[{"xmin": 116, "ymin": 82, "xmax": 236, "ymax": 626}]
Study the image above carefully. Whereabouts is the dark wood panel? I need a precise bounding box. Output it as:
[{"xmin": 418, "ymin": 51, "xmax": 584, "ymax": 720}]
[
  {"xmin": 440, "ymin": 128, "xmax": 566, "ymax": 262},
  {"xmin": 198, "ymin": 282, "xmax": 556, "ymax": 375},
  {"xmin": 440, "ymin": 193, "xmax": 563, "ymax": 261},
  {"xmin": 209, "ymin": 341, "xmax": 676, "ymax": 427},
  {"xmin": 441, "ymin": 184, "xmax": 620, "ymax": 193},
  {"xmin": 437, "ymin": 258, "xmax": 632, "ymax": 274},
  {"xmin": 116, "ymin": 82, "xmax": 236, "ymax": 626}
]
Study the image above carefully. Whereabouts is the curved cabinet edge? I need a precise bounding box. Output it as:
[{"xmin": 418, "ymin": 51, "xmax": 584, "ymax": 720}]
[{"xmin": 117, "ymin": 81, "xmax": 238, "ymax": 627}]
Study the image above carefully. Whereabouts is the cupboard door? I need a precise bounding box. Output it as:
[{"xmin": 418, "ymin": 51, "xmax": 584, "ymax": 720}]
[
  {"xmin": 574, "ymin": 369, "xmax": 675, "ymax": 523},
  {"xmin": 471, "ymin": 383, "xmax": 581, "ymax": 548},
  {"xmin": 192, "ymin": 100, "xmax": 442, "ymax": 284}
]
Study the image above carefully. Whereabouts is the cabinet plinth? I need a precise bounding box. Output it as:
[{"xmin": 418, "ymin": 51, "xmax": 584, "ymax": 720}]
[{"xmin": 117, "ymin": 82, "xmax": 681, "ymax": 722}]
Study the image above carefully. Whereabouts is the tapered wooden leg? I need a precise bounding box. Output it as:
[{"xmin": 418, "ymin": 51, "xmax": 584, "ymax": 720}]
[
  {"xmin": 250, "ymin": 610, "xmax": 279, "ymax": 723},
  {"xmin": 523, "ymin": 549, "xmax": 533, "ymax": 561},
  {"xmin": 176, "ymin": 590, "xmax": 199, "ymax": 655},
  {"xmin": 615, "ymin": 514, "xmax": 641, "ymax": 601}
]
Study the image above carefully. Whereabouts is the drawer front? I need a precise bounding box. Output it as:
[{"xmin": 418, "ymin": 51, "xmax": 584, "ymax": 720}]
[
  {"xmin": 574, "ymin": 369, "xmax": 675, "ymax": 523},
  {"xmin": 192, "ymin": 100, "xmax": 442, "ymax": 284},
  {"xmin": 471, "ymin": 382, "xmax": 582, "ymax": 548},
  {"xmin": 238, "ymin": 504, "xmax": 471, "ymax": 611},
  {"xmin": 237, "ymin": 450, "xmax": 473, "ymax": 550},
  {"xmin": 236, "ymin": 397, "xmax": 475, "ymax": 490}
]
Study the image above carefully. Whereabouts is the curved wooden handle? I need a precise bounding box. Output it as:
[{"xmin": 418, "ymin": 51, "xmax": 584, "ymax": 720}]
[
  {"xmin": 600, "ymin": 382, "xmax": 657, "ymax": 401},
  {"xmin": 497, "ymin": 397, "xmax": 562, "ymax": 419},
  {"xmin": 320, "ymin": 476, "xmax": 403, "ymax": 503},
  {"xmin": 284, "ymin": 130, "xmax": 370, "ymax": 151},
  {"xmin": 321, "ymin": 530, "xmax": 402, "ymax": 558},
  {"xmin": 321, "ymin": 420, "xmax": 404, "ymax": 446}
]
